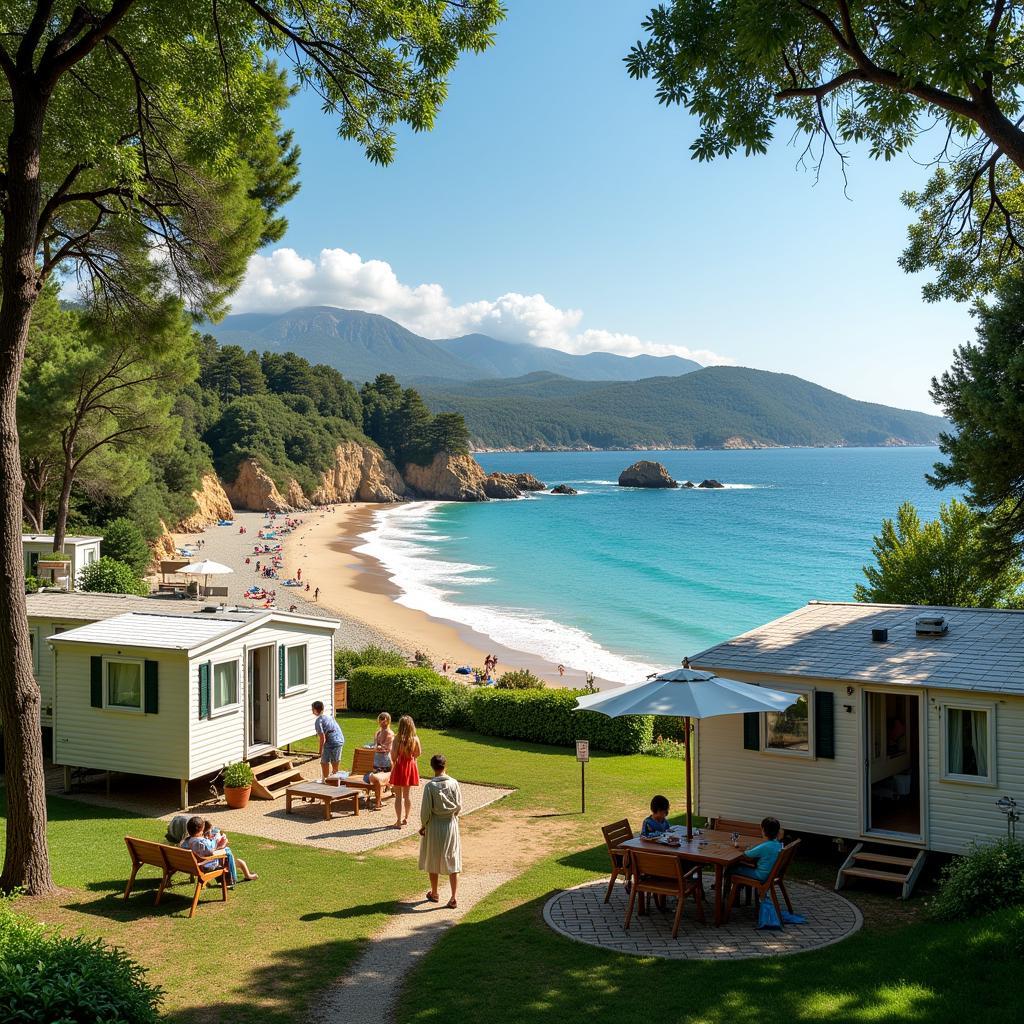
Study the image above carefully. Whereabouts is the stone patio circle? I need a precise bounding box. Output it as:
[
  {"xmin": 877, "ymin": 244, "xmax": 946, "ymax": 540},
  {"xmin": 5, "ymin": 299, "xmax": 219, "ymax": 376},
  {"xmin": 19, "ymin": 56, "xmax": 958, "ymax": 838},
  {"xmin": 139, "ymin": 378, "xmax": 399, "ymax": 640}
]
[{"xmin": 543, "ymin": 878, "xmax": 862, "ymax": 960}]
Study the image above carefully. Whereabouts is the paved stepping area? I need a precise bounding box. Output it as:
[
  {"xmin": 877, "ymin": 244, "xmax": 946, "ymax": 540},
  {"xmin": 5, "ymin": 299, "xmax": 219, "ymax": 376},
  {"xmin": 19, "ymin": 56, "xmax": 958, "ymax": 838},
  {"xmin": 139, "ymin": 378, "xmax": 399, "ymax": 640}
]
[{"xmin": 543, "ymin": 878, "xmax": 862, "ymax": 959}]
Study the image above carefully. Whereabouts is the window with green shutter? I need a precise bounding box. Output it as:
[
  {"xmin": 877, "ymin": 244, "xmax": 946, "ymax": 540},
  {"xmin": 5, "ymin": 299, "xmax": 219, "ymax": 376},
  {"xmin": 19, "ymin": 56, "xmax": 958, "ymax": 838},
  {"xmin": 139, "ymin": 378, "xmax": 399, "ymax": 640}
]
[
  {"xmin": 743, "ymin": 712, "xmax": 760, "ymax": 750},
  {"xmin": 278, "ymin": 645, "xmax": 286, "ymax": 697},
  {"xmin": 198, "ymin": 661, "xmax": 211, "ymax": 719},
  {"xmin": 815, "ymin": 690, "xmax": 835, "ymax": 759},
  {"xmin": 144, "ymin": 660, "xmax": 159, "ymax": 714},
  {"xmin": 90, "ymin": 656, "xmax": 103, "ymax": 708}
]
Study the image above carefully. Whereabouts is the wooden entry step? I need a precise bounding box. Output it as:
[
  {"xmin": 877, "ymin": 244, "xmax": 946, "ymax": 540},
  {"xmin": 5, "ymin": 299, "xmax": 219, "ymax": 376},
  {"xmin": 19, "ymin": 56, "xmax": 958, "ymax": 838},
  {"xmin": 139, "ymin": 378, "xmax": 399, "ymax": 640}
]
[
  {"xmin": 835, "ymin": 842, "xmax": 927, "ymax": 899},
  {"xmin": 248, "ymin": 753, "xmax": 304, "ymax": 800}
]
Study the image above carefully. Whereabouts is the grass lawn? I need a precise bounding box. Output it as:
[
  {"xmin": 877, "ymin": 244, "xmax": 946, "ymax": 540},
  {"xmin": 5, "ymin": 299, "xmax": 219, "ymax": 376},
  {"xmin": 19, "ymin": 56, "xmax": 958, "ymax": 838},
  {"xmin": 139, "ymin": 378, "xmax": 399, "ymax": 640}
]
[{"xmin": 3, "ymin": 712, "xmax": 682, "ymax": 1023}]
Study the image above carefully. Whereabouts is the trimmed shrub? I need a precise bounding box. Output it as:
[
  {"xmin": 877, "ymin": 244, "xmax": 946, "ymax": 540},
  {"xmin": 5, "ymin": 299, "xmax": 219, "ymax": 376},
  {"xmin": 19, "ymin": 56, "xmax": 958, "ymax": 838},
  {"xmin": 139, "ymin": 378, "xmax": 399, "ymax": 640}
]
[
  {"xmin": 347, "ymin": 667, "xmax": 651, "ymax": 753},
  {"xmin": 0, "ymin": 897, "xmax": 163, "ymax": 1023},
  {"xmin": 496, "ymin": 669, "xmax": 545, "ymax": 690},
  {"xmin": 644, "ymin": 736, "xmax": 686, "ymax": 758},
  {"xmin": 335, "ymin": 644, "xmax": 406, "ymax": 678},
  {"xmin": 347, "ymin": 666, "xmax": 468, "ymax": 728},
  {"xmin": 102, "ymin": 517, "xmax": 152, "ymax": 575},
  {"xmin": 467, "ymin": 687, "xmax": 652, "ymax": 754},
  {"xmin": 929, "ymin": 838, "xmax": 1024, "ymax": 920},
  {"xmin": 653, "ymin": 715, "xmax": 688, "ymax": 742}
]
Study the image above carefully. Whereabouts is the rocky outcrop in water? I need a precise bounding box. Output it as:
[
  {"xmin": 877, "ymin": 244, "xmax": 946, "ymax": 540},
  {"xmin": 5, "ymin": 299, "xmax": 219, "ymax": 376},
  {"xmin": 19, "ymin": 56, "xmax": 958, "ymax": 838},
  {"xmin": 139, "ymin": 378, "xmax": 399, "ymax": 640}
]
[
  {"xmin": 484, "ymin": 472, "xmax": 522, "ymax": 499},
  {"xmin": 310, "ymin": 440, "xmax": 408, "ymax": 504},
  {"xmin": 513, "ymin": 473, "xmax": 546, "ymax": 491},
  {"xmin": 225, "ymin": 459, "xmax": 293, "ymax": 512},
  {"xmin": 178, "ymin": 472, "xmax": 234, "ymax": 532},
  {"xmin": 550, "ymin": 484, "xmax": 578, "ymax": 495},
  {"xmin": 404, "ymin": 452, "xmax": 491, "ymax": 501},
  {"xmin": 618, "ymin": 460, "xmax": 679, "ymax": 488},
  {"xmin": 698, "ymin": 479, "xmax": 725, "ymax": 489}
]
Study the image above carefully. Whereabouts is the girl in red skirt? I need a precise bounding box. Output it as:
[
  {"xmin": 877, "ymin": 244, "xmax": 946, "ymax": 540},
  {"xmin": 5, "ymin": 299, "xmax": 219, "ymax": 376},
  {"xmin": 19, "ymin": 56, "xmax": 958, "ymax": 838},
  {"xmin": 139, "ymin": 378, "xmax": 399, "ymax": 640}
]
[{"xmin": 390, "ymin": 715, "xmax": 422, "ymax": 828}]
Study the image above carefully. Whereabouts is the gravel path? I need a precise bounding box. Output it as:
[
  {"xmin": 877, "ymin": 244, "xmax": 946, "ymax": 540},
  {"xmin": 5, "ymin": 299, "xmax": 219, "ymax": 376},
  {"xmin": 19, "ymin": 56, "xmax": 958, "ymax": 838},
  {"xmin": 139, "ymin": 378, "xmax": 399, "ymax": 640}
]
[
  {"xmin": 174, "ymin": 510, "xmax": 398, "ymax": 650},
  {"xmin": 310, "ymin": 869, "xmax": 514, "ymax": 1024}
]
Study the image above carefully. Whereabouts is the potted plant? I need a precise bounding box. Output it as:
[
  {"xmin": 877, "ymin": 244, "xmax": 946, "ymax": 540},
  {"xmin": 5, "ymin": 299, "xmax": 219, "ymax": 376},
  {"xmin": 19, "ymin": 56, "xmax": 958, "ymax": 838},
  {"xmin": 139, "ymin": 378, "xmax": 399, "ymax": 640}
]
[{"xmin": 223, "ymin": 761, "xmax": 254, "ymax": 809}]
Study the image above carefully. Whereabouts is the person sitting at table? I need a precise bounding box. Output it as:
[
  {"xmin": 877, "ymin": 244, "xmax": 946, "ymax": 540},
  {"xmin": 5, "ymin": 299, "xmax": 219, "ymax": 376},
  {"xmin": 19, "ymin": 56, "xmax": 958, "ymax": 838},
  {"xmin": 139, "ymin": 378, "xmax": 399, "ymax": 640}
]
[
  {"xmin": 641, "ymin": 794, "xmax": 672, "ymax": 837},
  {"xmin": 727, "ymin": 816, "xmax": 784, "ymax": 888}
]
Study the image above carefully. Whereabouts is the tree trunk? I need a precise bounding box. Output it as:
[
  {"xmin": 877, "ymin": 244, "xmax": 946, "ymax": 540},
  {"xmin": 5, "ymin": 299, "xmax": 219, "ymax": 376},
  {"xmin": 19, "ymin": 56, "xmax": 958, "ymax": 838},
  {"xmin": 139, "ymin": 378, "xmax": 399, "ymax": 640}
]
[
  {"xmin": 51, "ymin": 452, "xmax": 75, "ymax": 552},
  {"xmin": 0, "ymin": 88, "xmax": 54, "ymax": 896}
]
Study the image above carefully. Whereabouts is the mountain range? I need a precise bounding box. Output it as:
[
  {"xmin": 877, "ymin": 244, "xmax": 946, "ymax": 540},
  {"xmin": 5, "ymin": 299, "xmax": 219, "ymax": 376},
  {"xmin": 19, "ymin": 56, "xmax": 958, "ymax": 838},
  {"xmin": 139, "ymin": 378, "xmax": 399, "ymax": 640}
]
[
  {"xmin": 207, "ymin": 305, "xmax": 947, "ymax": 450},
  {"xmin": 207, "ymin": 306, "xmax": 702, "ymax": 384}
]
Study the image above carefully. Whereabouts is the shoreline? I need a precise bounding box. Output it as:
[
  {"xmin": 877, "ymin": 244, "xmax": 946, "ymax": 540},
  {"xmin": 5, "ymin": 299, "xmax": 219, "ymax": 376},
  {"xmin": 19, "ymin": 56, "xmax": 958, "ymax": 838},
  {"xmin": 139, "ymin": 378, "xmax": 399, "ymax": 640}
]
[{"xmin": 283, "ymin": 505, "xmax": 604, "ymax": 689}]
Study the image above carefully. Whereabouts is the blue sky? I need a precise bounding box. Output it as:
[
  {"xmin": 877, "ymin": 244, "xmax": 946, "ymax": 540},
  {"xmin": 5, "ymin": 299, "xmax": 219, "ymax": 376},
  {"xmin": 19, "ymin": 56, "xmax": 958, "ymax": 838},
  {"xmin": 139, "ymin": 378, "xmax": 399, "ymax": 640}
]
[{"xmin": 231, "ymin": 0, "xmax": 974, "ymax": 413}]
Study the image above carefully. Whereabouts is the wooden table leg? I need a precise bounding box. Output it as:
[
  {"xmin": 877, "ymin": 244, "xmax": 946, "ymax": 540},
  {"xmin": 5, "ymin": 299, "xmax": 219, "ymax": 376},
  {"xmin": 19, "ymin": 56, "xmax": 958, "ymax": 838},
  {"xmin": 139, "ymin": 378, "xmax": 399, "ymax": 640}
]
[
  {"xmin": 713, "ymin": 865, "xmax": 724, "ymax": 926},
  {"xmin": 286, "ymin": 792, "xmax": 293, "ymax": 814},
  {"xmin": 352, "ymin": 793, "xmax": 359, "ymax": 817},
  {"xmin": 323, "ymin": 798, "xmax": 332, "ymax": 821}
]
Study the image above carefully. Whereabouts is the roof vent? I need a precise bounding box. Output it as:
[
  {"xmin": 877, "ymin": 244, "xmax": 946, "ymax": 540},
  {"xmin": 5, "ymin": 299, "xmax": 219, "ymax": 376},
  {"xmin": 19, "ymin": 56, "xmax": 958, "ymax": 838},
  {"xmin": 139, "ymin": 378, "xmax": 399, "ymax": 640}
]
[
  {"xmin": 871, "ymin": 628, "xmax": 888, "ymax": 643},
  {"xmin": 915, "ymin": 614, "xmax": 949, "ymax": 637}
]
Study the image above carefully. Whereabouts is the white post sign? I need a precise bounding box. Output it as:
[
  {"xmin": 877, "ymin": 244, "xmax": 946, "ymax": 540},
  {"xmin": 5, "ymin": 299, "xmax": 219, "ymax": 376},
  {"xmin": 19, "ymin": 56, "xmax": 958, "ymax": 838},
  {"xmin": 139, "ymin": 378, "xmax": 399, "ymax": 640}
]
[
  {"xmin": 576, "ymin": 739, "xmax": 590, "ymax": 762},
  {"xmin": 576, "ymin": 739, "xmax": 589, "ymax": 814}
]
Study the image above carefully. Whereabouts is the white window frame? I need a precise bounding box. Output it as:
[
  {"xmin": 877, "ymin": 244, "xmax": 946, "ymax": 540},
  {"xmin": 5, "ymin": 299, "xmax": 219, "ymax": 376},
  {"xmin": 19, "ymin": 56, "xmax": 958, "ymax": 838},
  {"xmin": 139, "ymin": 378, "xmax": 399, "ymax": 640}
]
[
  {"xmin": 941, "ymin": 701, "xmax": 997, "ymax": 786},
  {"xmin": 103, "ymin": 656, "xmax": 144, "ymax": 713},
  {"xmin": 211, "ymin": 657, "xmax": 241, "ymax": 716},
  {"xmin": 761, "ymin": 685, "xmax": 816, "ymax": 759},
  {"xmin": 285, "ymin": 643, "xmax": 308, "ymax": 692}
]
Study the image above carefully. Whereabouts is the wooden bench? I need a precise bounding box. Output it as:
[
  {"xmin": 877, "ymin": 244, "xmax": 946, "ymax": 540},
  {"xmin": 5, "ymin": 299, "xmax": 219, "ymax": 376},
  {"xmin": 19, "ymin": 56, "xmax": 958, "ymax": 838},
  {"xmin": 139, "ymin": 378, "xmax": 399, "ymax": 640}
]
[
  {"xmin": 124, "ymin": 836, "xmax": 229, "ymax": 918},
  {"xmin": 710, "ymin": 817, "xmax": 775, "ymax": 839},
  {"xmin": 329, "ymin": 747, "xmax": 393, "ymax": 809}
]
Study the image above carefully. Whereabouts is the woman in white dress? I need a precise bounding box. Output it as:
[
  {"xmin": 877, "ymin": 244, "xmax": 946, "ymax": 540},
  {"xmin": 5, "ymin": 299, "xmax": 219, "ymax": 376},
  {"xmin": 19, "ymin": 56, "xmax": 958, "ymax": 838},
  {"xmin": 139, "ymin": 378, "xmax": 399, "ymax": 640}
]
[{"xmin": 419, "ymin": 753, "xmax": 462, "ymax": 908}]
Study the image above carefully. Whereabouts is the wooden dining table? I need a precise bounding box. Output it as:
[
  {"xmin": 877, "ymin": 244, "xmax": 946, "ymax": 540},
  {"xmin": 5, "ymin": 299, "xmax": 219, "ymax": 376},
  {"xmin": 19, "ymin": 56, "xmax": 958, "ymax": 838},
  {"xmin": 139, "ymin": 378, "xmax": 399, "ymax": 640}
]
[{"xmin": 620, "ymin": 829, "xmax": 755, "ymax": 926}]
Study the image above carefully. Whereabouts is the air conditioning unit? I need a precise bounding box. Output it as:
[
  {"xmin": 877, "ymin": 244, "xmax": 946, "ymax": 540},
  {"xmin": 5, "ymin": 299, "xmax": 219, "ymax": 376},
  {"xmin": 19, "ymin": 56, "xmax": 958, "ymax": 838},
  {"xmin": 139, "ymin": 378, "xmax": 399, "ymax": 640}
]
[{"xmin": 915, "ymin": 614, "xmax": 948, "ymax": 636}]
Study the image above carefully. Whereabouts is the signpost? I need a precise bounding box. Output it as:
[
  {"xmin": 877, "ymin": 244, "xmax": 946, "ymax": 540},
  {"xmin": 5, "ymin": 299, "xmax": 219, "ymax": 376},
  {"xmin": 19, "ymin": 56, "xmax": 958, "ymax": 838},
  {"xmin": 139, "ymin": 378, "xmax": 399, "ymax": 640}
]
[{"xmin": 576, "ymin": 739, "xmax": 589, "ymax": 814}]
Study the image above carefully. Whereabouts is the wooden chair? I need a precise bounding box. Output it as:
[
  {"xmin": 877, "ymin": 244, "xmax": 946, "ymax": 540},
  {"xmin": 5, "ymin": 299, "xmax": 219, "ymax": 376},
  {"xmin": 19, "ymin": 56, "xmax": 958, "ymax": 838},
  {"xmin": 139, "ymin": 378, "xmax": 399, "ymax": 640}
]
[
  {"xmin": 333, "ymin": 747, "xmax": 393, "ymax": 809},
  {"xmin": 725, "ymin": 838, "xmax": 801, "ymax": 923},
  {"xmin": 124, "ymin": 836, "xmax": 229, "ymax": 918},
  {"xmin": 709, "ymin": 816, "xmax": 765, "ymax": 838},
  {"xmin": 601, "ymin": 819, "xmax": 633, "ymax": 903},
  {"xmin": 624, "ymin": 849, "xmax": 705, "ymax": 939}
]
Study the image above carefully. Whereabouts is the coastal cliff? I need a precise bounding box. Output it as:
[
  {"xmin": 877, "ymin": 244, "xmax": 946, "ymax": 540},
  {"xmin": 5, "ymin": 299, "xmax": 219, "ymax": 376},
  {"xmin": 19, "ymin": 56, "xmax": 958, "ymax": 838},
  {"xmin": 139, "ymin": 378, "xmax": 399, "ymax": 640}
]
[
  {"xmin": 178, "ymin": 472, "xmax": 235, "ymax": 531},
  {"xmin": 404, "ymin": 452, "xmax": 491, "ymax": 501},
  {"xmin": 225, "ymin": 459, "xmax": 293, "ymax": 512},
  {"xmin": 310, "ymin": 440, "xmax": 408, "ymax": 503}
]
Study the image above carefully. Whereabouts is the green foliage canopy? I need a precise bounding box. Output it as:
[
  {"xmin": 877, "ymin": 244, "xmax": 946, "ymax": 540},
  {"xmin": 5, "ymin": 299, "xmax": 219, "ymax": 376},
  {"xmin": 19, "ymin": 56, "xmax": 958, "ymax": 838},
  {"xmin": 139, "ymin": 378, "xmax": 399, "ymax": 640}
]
[
  {"xmin": 101, "ymin": 518, "xmax": 151, "ymax": 576},
  {"xmin": 855, "ymin": 499, "xmax": 1024, "ymax": 608},
  {"xmin": 626, "ymin": 2, "xmax": 1024, "ymax": 300},
  {"xmin": 78, "ymin": 556, "xmax": 149, "ymax": 596}
]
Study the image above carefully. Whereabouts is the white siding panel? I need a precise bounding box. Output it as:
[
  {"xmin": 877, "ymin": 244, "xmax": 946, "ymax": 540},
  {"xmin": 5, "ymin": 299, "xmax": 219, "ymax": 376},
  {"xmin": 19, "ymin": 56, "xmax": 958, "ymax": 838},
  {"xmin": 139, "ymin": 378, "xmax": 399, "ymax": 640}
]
[
  {"xmin": 697, "ymin": 677, "xmax": 861, "ymax": 839},
  {"xmin": 186, "ymin": 621, "xmax": 333, "ymax": 777},
  {"xmin": 53, "ymin": 645, "xmax": 189, "ymax": 779},
  {"xmin": 925, "ymin": 689, "xmax": 1024, "ymax": 854}
]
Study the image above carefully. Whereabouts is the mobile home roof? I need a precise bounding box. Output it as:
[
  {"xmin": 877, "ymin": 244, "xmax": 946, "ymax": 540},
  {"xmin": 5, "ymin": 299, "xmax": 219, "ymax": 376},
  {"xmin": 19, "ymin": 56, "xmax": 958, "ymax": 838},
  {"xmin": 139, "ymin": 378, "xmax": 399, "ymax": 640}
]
[{"xmin": 691, "ymin": 601, "xmax": 1024, "ymax": 696}]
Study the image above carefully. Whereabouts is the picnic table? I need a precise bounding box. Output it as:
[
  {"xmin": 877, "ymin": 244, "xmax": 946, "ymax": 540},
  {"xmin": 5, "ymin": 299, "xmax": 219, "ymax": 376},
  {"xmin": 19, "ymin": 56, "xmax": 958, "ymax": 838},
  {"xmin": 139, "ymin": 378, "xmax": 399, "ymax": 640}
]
[
  {"xmin": 620, "ymin": 829, "xmax": 754, "ymax": 926},
  {"xmin": 285, "ymin": 782, "xmax": 361, "ymax": 820}
]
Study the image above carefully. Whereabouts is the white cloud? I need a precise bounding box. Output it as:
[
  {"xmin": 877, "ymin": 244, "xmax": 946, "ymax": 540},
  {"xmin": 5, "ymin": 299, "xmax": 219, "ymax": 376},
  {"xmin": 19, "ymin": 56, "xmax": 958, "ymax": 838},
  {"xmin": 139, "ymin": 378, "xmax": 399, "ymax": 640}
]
[{"xmin": 231, "ymin": 246, "xmax": 733, "ymax": 366}]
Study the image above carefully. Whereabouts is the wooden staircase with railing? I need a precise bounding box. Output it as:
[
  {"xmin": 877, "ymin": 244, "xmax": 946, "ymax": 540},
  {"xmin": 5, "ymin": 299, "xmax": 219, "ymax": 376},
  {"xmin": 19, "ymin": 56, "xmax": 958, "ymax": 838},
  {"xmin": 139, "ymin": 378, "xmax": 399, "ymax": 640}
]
[
  {"xmin": 835, "ymin": 842, "xmax": 927, "ymax": 899},
  {"xmin": 248, "ymin": 752, "xmax": 304, "ymax": 800}
]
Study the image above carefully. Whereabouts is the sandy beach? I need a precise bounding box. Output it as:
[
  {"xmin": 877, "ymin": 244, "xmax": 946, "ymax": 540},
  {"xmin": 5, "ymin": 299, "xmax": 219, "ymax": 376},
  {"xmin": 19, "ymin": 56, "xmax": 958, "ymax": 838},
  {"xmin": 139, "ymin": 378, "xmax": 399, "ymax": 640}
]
[{"xmin": 173, "ymin": 506, "xmax": 585, "ymax": 687}]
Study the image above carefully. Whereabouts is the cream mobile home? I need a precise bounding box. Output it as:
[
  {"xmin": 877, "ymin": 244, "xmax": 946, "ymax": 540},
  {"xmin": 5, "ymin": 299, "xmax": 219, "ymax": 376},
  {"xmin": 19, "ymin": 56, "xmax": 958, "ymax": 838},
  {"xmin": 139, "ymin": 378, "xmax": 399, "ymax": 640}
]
[
  {"xmin": 691, "ymin": 602, "xmax": 1024, "ymax": 867},
  {"xmin": 23, "ymin": 533, "xmax": 101, "ymax": 590},
  {"xmin": 48, "ymin": 607, "xmax": 340, "ymax": 806}
]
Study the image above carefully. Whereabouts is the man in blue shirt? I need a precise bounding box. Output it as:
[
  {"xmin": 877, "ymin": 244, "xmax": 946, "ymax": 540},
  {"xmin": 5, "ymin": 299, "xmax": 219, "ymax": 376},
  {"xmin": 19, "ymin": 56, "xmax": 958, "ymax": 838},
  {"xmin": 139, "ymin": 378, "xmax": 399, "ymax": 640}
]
[
  {"xmin": 731, "ymin": 816, "xmax": 784, "ymax": 883},
  {"xmin": 312, "ymin": 700, "xmax": 345, "ymax": 779}
]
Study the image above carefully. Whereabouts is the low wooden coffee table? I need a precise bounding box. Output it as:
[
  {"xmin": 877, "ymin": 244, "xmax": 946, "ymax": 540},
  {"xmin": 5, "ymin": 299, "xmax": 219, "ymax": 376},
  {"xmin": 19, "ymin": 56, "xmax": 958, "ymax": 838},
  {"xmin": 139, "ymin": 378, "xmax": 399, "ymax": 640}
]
[{"xmin": 285, "ymin": 782, "xmax": 360, "ymax": 820}]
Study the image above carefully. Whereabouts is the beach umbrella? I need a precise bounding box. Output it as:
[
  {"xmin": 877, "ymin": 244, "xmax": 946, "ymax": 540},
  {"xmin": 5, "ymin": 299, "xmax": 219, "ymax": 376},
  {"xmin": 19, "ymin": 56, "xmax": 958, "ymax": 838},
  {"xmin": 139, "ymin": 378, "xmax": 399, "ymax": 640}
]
[
  {"xmin": 574, "ymin": 663, "xmax": 798, "ymax": 840},
  {"xmin": 179, "ymin": 559, "xmax": 233, "ymax": 596}
]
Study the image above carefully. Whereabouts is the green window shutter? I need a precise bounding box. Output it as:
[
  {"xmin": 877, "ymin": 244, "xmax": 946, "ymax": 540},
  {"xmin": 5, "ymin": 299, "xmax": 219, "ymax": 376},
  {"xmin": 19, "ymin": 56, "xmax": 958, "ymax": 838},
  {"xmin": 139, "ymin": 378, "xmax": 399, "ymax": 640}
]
[
  {"xmin": 198, "ymin": 661, "xmax": 211, "ymax": 719},
  {"xmin": 144, "ymin": 660, "xmax": 159, "ymax": 714},
  {"xmin": 90, "ymin": 656, "xmax": 103, "ymax": 708},
  {"xmin": 743, "ymin": 712, "xmax": 760, "ymax": 751},
  {"xmin": 815, "ymin": 690, "xmax": 835, "ymax": 759},
  {"xmin": 278, "ymin": 645, "xmax": 286, "ymax": 697}
]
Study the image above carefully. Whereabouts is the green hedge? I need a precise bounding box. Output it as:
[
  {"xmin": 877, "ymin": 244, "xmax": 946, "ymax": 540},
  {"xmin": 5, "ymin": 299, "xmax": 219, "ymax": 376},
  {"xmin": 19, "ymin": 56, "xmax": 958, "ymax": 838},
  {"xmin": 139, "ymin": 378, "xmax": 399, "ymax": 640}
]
[{"xmin": 347, "ymin": 667, "xmax": 652, "ymax": 754}]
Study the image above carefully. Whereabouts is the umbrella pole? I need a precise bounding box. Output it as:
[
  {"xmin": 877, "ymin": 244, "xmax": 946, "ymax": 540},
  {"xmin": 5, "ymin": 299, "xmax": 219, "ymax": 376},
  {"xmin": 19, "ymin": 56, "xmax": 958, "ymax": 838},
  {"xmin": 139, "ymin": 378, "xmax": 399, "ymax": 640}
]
[{"xmin": 684, "ymin": 715, "xmax": 693, "ymax": 842}]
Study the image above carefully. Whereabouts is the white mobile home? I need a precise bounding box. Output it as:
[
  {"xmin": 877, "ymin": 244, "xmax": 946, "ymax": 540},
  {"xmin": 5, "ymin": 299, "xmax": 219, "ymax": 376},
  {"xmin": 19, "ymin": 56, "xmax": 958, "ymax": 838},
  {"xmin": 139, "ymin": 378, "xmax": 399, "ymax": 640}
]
[
  {"xmin": 23, "ymin": 534, "xmax": 101, "ymax": 590},
  {"xmin": 691, "ymin": 601, "xmax": 1024, "ymax": 857},
  {"xmin": 48, "ymin": 607, "xmax": 340, "ymax": 806},
  {"xmin": 26, "ymin": 592, "xmax": 163, "ymax": 729}
]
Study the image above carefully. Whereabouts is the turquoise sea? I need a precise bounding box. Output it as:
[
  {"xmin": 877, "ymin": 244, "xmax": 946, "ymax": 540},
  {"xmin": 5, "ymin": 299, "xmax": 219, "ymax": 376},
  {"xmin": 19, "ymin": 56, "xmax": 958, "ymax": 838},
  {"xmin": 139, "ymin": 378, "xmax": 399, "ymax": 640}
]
[{"xmin": 358, "ymin": 448, "xmax": 951, "ymax": 683}]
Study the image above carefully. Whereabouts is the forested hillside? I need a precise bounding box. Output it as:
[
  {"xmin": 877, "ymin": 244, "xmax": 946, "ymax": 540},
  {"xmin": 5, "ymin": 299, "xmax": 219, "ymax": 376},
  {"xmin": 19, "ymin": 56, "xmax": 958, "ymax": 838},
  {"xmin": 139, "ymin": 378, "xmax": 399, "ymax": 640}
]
[{"xmin": 420, "ymin": 367, "xmax": 948, "ymax": 450}]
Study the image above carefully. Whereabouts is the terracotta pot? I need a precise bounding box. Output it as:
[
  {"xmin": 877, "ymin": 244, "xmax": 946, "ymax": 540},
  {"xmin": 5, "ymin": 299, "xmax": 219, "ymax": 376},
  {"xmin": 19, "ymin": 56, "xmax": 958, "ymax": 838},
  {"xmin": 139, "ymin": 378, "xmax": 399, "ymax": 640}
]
[{"xmin": 224, "ymin": 785, "xmax": 251, "ymax": 809}]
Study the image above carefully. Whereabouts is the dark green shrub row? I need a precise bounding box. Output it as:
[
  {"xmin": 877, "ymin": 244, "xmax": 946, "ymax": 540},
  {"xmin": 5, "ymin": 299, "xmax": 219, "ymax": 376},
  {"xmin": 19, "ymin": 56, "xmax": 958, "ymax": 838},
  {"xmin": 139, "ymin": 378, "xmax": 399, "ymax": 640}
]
[
  {"xmin": 347, "ymin": 666, "xmax": 653, "ymax": 754},
  {"xmin": 0, "ymin": 897, "xmax": 162, "ymax": 1023},
  {"xmin": 653, "ymin": 715, "xmax": 688, "ymax": 742}
]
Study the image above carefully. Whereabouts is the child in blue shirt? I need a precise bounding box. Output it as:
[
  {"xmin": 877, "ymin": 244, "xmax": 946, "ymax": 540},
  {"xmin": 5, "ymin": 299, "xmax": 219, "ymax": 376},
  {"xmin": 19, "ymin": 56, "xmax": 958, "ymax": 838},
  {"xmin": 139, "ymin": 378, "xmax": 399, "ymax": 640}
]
[
  {"xmin": 641, "ymin": 794, "xmax": 672, "ymax": 837},
  {"xmin": 181, "ymin": 816, "xmax": 258, "ymax": 886},
  {"xmin": 730, "ymin": 817, "xmax": 784, "ymax": 883}
]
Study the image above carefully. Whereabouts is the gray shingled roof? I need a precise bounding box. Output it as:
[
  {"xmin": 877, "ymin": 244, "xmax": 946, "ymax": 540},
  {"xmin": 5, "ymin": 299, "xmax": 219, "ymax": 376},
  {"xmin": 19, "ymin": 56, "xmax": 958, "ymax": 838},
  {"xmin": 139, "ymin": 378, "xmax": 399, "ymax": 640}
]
[
  {"xmin": 25, "ymin": 592, "xmax": 176, "ymax": 621},
  {"xmin": 690, "ymin": 601, "xmax": 1024, "ymax": 695},
  {"xmin": 48, "ymin": 611, "xmax": 253, "ymax": 651}
]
